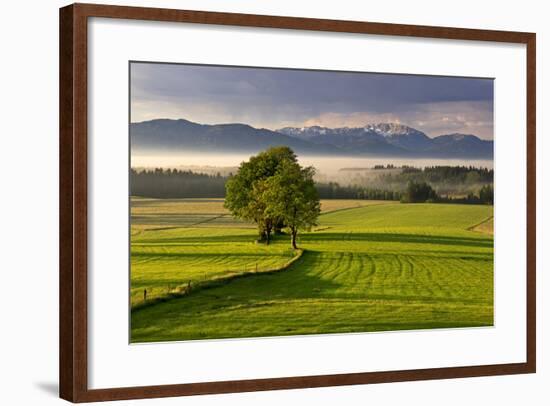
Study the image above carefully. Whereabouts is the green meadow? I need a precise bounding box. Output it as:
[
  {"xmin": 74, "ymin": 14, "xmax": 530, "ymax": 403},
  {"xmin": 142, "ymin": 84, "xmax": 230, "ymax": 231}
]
[{"xmin": 130, "ymin": 198, "xmax": 494, "ymax": 343}]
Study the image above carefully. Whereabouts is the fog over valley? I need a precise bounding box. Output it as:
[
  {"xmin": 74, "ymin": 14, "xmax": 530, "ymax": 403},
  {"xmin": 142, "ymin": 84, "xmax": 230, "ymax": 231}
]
[
  {"xmin": 131, "ymin": 152, "xmax": 493, "ymax": 176},
  {"xmin": 130, "ymin": 63, "xmax": 494, "ymax": 200}
]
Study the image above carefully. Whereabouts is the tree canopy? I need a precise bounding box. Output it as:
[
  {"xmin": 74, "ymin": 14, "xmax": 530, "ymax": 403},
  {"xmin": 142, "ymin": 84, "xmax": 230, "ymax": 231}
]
[
  {"xmin": 478, "ymin": 184, "xmax": 494, "ymax": 205},
  {"xmin": 401, "ymin": 181, "xmax": 438, "ymax": 203},
  {"xmin": 224, "ymin": 147, "xmax": 320, "ymax": 248},
  {"xmin": 263, "ymin": 159, "xmax": 320, "ymax": 249}
]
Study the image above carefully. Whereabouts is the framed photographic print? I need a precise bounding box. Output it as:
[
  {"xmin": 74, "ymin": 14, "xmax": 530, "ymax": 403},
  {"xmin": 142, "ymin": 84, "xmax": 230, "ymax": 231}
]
[{"xmin": 59, "ymin": 3, "xmax": 536, "ymax": 402}]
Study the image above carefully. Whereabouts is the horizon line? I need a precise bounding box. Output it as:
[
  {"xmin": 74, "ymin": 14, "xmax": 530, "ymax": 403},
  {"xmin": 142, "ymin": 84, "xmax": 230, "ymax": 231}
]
[{"xmin": 129, "ymin": 117, "xmax": 491, "ymax": 139}]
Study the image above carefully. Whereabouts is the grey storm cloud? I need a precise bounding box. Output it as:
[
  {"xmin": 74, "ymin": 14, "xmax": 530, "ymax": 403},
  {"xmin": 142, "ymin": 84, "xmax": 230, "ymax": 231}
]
[{"xmin": 130, "ymin": 62, "xmax": 494, "ymax": 139}]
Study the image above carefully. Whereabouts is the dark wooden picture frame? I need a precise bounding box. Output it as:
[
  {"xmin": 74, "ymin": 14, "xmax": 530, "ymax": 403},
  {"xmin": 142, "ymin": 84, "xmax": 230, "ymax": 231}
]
[{"xmin": 59, "ymin": 3, "xmax": 536, "ymax": 402}]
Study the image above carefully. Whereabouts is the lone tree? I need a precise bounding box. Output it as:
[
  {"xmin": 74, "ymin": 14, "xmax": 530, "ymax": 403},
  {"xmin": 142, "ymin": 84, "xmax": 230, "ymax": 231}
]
[
  {"xmin": 224, "ymin": 146, "xmax": 298, "ymax": 243},
  {"xmin": 264, "ymin": 159, "xmax": 320, "ymax": 249},
  {"xmin": 224, "ymin": 146, "xmax": 320, "ymax": 248}
]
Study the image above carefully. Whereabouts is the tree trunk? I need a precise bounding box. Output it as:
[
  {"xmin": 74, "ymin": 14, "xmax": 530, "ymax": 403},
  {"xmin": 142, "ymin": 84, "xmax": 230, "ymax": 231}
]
[
  {"xmin": 291, "ymin": 229, "xmax": 298, "ymax": 249},
  {"xmin": 265, "ymin": 222, "xmax": 271, "ymax": 245}
]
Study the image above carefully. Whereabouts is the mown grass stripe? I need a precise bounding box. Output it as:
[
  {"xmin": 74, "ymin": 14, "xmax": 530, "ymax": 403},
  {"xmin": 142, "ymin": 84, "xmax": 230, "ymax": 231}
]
[
  {"xmin": 132, "ymin": 249, "xmax": 304, "ymax": 312},
  {"xmin": 130, "ymin": 199, "xmax": 494, "ymax": 342}
]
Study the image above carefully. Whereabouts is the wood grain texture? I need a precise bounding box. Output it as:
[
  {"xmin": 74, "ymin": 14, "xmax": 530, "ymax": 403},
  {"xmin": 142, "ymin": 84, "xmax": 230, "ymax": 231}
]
[
  {"xmin": 59, "ymin": 2, "xmax": 536, "ymax": 402},
  {"xmin": 526, "ymin": 34, "xmax": 536, "ymax": 372},
  {"xmin": 59, "ymin": 4, "xmax": 74, "ymax": 401}
]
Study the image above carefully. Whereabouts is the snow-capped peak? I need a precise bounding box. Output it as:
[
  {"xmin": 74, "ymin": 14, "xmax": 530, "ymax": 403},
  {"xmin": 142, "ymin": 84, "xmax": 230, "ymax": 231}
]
[
  {"xmin": 363, "ymin": 123, "xmax": 418, "ymax": 137},
  {"xmin": 278, "ymin": 123, "xmax": 422, "ymax": 139}
]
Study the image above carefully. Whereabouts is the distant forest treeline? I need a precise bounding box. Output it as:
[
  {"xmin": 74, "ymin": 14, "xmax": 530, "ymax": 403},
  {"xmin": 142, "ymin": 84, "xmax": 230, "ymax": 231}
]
[
  {"xmin": 378, "ymin": 165, "xmax": 493, "ymax": 184},
  {"xmin": 130, "ymin": 166, "xmax": 494, "ymax": 204},
  {"xmin": 130, "ymin": 168, "xmax": 398, "ymax": 200},
  {"xmin": 130, "ymin": 169, "xmax": 227, "ymax": 198},
  {"xmin": 316, "ymin": 183, "xmax": 401, "ymax": 201},
  {"xmin": 337, "ymin": 165, "xmax": 493, "ymax": 199}
]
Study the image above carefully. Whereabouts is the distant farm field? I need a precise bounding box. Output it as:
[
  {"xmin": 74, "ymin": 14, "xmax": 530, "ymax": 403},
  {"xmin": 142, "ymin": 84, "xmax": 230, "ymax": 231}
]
[
  {"xmin": 130, "ymin": 198, "xmax": 494, "ymax": 342},
  {"xmin": 131, "ymin": 198, "xmax": 389, "ymax": 229}
]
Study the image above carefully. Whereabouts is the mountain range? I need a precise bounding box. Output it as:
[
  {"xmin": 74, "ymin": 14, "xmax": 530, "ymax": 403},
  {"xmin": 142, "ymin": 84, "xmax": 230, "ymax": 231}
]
[{"xmin": 130, "ymin": 119, "xmax": 493, "ymax": 159}]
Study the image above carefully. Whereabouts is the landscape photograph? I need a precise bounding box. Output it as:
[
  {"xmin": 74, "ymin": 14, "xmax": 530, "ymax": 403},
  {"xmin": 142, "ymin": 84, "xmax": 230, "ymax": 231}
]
[{"xmin": 129, "ymin": 62, "xmax": 494, "ymax": 343}]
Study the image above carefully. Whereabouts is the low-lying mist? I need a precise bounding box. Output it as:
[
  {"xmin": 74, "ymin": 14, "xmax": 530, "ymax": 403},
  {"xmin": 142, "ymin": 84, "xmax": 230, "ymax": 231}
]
[
  {"xmin": 131, "ymin": 152, "xmax": 493, "ymax": 177},
  {"xmin": 131, "ymin": 152, "xmax": 494, "ymax": 199}
]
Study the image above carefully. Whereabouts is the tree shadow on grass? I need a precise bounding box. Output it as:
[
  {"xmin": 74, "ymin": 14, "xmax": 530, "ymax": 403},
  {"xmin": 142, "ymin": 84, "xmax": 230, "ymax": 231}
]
[
  {"xmin": 302, "ymin": 232, "xmax": 493, "ymax": 249},
  {"xmin": 135, "ymin": 232, "xmax": 293, "ymax": 245},
  {"xmin": 141, "ymin": 231, "xmax": 492, "ymax": 249},
  {"xmin": 130, "ymin": 248, "xmax": 494, "ymax": 342},
  {"xmin": 132, "ymin": 245, "xmax": 493, "ymax": 312},
  {"xmin": 133, "ymin": 246, "xmax": 490, "ymax": 315},
  {"xmin": 135, "ymin": 234, "xmax": 264, "ymax": 244},
  {"xmin": 131, "ymin": 251, "xmax": 292, "ymax": 259},
  {"xmin": 132, "ymin": 250, "xmax": 342, "ymax": 313}
]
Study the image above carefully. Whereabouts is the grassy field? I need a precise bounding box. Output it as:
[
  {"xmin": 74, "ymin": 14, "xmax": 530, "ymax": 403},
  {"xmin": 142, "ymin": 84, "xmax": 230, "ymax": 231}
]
[
  {"xmin": 130, "ymin": 198, "xmax": 494, "ymax": 342},
  {"xmin": 470, "ymin": 216, "xmax": 494, "ymax": 235},
  {"xmin": 131, "ymin": 198, "xmax": 388, "ymax": 230},
  {"xmin": 130, "ymin": 199, "xmax": 387, "ymax": 305}
]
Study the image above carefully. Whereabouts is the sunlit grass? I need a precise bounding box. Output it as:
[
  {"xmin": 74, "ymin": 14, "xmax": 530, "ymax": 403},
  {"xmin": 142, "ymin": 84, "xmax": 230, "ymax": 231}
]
[{"xmin": 130, "ymin": 199, "xmax": 494, "ymax": 342}]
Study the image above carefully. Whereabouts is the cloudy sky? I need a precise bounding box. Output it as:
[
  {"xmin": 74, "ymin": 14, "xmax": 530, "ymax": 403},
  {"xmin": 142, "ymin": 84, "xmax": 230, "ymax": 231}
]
[{"xmin": 131, "ymin": 62, "xmax": 494, "ymax": 140}]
